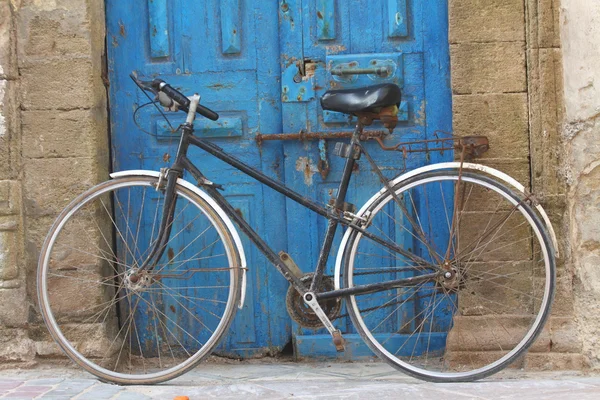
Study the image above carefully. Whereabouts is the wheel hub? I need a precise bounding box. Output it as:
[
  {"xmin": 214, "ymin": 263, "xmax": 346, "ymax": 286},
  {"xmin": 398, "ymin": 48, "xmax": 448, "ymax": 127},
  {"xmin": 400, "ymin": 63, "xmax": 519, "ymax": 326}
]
[
  {"xmin": 439, "ymin": 265, "xmax": 465, "ymax": 291},
  {"xmin": 124, "ymin": 269, "xmax": 153, "ymax": 292}
]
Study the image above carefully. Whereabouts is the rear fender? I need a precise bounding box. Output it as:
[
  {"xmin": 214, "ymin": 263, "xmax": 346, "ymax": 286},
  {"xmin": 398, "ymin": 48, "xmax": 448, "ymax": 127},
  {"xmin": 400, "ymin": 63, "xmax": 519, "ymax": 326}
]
[{"xmin": 333, "ymin": 162, "xmax": 559, "ymax": 290}]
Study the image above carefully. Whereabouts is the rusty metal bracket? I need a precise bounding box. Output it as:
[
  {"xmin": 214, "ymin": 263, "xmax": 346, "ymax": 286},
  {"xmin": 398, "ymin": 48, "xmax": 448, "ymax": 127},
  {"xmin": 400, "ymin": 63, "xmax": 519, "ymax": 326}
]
[
  {"xmin": 458, "ymin": 136, "xmax": 489, "ymax": 159},
  {"xmin": 368, "ymin": 134, "xmax": 489, "ymax": 160},
  {"xmin": 255, "ymin": 129, "xmax": 387, "ymax": 145},
  {"xmin": 332, "ymin": 142, "xmax": 361, "ymax": 160}
]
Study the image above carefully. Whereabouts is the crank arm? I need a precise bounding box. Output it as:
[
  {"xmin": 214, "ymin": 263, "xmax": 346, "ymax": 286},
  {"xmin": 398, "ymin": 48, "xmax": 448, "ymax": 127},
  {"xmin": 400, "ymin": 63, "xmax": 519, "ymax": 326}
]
[{"xmin": 303, "ymin": 292, "xmax": 345, "ymax": 352}]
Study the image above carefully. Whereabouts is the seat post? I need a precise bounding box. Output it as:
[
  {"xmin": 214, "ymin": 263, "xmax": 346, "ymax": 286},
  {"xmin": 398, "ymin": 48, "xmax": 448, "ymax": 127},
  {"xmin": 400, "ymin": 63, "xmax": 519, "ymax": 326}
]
[
  {"xmin": 334, "ymin": 121, "xmax": 363, "ymax": 208},
  {"xmin": 309, "ymin": 121, "xmax": 364, "ymax": 293}
]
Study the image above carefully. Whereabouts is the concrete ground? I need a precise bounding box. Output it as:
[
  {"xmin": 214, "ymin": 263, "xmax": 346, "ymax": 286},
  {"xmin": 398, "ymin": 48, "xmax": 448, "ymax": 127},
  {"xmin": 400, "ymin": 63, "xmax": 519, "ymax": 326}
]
[{"xmin": 0, "ymin": 359, "xmax": 599, "ymax": 399}]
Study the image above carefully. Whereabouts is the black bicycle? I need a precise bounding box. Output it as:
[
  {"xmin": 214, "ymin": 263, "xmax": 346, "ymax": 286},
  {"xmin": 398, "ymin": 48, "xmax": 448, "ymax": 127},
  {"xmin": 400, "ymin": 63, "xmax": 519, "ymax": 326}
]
[{"xmin": 37, "ymin": 74, "xmax": 557, "ymax": 384}]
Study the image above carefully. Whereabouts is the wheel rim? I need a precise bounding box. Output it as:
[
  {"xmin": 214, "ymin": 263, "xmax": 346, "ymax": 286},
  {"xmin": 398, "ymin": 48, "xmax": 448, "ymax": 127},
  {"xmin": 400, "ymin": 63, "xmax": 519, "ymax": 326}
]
[
  {"xmin": 38, "ymin": 178, "xmax": 238, "ymax": 383},
  {"xmin": 345, "ymin": 173, "xmax": 554, "ymax": 380}
]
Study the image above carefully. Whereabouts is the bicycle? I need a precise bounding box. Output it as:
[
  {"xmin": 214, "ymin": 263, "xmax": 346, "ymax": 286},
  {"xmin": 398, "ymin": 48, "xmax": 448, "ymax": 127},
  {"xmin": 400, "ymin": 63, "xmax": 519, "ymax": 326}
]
[{"xmin": 37, "ymin": 74, "xmax": 558, "ymax": 385}]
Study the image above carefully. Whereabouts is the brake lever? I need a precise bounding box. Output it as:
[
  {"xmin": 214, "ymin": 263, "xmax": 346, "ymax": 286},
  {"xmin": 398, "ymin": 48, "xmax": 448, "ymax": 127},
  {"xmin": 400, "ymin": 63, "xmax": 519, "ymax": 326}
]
[{"xmin": 129, "ymin": 73, "xmax": 158, "ymax": 96}]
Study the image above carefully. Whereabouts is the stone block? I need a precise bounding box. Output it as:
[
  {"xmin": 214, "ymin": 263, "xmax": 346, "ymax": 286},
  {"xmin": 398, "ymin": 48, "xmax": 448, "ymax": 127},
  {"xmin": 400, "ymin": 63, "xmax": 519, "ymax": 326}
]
[
  {"xmin": 528, "ymin": 48, "xmax": 566, "ymax": 197},
  {"xmin": 449, "ymin": 0, "xmax": 525, "ymax": 43},
  {"xmin": 20, "ymin": 58, "xmax": 97, "ymax": 110},
  {"xmin": 0, "ymin": 79, "xmax": 19, "ymax": 180},
  {"xmin": 458, "ymin": 211, "xmax": 533, "ymax": 261},
  {"xmin": 527, "ymin": 0, "xmax": 561, "ymax": 49},
  {"xmin": 22, "ymin": 109, "xmax": 107, "ymax": 159},
  {"xmin": 0, "ymin": 229, "xmax": 18, "ymax": 280},
  {"xmin": 447, "ymin": 315, "xmax": 540, "ymax": 351},
  {"xmin": 456, "ymin": 261, "xmax": 538, "ymax": 316},
  {"xmin": 0, "ymin": 1, "xmax": 17, "ymax": 80},
  {"xmin": 550, "ymin": 317, "xmax": 583, "ymax": 353},
  {"xmin": 0, "ymin": 328, "xmax": 35, "ymax": 362},
  {"xmin": 453, "ymin": 94, "xmax": 529, "ymax": 159},
  {"xmin": 444, "ymin": 350, "xmax": 525, "ymax": 369},
  {"xmin": 45, "ymin": 268, "xmax": 116, "ymax": 322},
  {"xmin": 454, "ymin": 160, "xmax": 530, "ymax": 213},
  {"xmin": 0, "ymin": 286, "xmax": 28, "ymax": 327},
  {"xmin": 32, "ymin": 320, "xmax": 120, "ymax": 361},
  {"xmin": 478, "ymin": 159, "xmax": 531, "ymax": 185},
  {"xmin": 550, "ymin": 276, "xmax": 575, "ymax": 316},
  {"xmin": 23, "ymin": 157, "xmax": 108, "ymax": 217},
  {"xmin": 524, "ymin": 352, "xmax": 587, "ymax": 370},
  {"xmin": 16, "ymin": 2, "xmax": 91, "ymax": 61},
  {"xmin": 451, "ymin": 42, "xmax": 526, "ymax": 94},
  {"xmin": 0, "ymin": 180, "xmax": 20, "ymax": 215}
]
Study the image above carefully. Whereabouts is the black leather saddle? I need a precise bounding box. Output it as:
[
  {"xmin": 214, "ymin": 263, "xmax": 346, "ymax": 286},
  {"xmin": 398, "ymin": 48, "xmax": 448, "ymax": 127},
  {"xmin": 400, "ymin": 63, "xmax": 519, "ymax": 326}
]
[{"xmin": 320, "ymin": 83, "xmax": 401, "ymax": 115}]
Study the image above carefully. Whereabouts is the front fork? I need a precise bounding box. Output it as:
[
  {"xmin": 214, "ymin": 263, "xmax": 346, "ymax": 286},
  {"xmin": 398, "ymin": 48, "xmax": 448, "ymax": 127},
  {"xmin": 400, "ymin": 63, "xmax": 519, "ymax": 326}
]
[{"xmin": 130, "ymin": 95, "xmax": 201, "ymax": 280}]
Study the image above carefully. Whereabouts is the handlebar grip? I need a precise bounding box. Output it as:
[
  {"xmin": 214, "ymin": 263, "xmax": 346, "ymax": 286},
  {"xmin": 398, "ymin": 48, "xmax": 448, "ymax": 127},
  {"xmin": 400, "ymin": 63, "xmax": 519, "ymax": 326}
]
[
  {"xmin": 152, "ymin": 79, "xmax": 219, "ymax": 121},
  {"xmin": 152, "ymin": 79, "xmax": 190, "ymax": 108},
  {"xmin": 196, "ymin": 104, "xmax": 219, "ymax": 121}
]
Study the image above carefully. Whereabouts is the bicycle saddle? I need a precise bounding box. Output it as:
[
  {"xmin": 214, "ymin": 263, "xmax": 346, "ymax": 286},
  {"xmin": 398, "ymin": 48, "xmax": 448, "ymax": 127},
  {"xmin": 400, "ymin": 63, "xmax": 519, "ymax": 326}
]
[{"xmin": 320, "ymin": 83, "xmax": 401, "ymax": 115}]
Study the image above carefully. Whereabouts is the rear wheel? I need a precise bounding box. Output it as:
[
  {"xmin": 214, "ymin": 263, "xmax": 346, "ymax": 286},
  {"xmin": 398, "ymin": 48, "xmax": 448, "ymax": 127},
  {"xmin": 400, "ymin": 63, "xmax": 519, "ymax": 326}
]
[
  {"xmin": 37, "ymin": 176, "xmax": 241, "ymax": 384},
  {"xmin": 343, "ymin": 170, "xmax": 555, "ymax": 382}
]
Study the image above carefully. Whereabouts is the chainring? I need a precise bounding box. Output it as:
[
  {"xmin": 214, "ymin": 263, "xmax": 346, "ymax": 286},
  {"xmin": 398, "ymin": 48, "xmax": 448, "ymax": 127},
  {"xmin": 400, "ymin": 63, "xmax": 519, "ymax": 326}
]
[{"xmin": 285, "ymin": 273, "xmax": 341, "ymax": 328}]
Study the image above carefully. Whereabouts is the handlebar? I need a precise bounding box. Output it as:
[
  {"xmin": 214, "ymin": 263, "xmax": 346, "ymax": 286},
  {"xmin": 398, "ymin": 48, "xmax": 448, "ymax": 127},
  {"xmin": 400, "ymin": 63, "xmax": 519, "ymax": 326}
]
[{"xmin": 130, "ymin": 74, "xmax": 219, "ymax": 121}]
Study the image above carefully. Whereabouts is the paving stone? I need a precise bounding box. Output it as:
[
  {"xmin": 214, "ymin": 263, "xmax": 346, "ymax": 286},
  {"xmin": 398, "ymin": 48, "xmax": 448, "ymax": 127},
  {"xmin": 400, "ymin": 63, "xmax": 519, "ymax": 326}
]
[
  {"xmin": 113, "ymin": 392, "xmax": 153, "ymax": 400},
  {"xmin": 0, "ymin": 363, "xmax": 599, "ymax": 399},
  {"xmin": 74, "ymin": 383, "xmax": 123, "ymax": 400}
]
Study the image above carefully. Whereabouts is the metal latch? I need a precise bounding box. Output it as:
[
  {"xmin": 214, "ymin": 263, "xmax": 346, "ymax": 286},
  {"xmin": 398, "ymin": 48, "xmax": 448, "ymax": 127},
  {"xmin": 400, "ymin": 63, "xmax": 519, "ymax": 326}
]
[{"xmin": 333, "ymin": 142, "xmax": 361, "ymax": 159}]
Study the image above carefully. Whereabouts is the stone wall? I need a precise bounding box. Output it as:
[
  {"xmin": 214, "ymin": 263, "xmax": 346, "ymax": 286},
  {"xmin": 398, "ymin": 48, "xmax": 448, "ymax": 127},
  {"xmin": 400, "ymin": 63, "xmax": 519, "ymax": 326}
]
[
  {"xmin": 0, "ymin": 0, "xmax": 108, "ymax": 362},
  {"xmin": 561, "ymin": 0, "xmax": 600, "ymax": 370},
  {"xmin": 0, "ymin": 0, "xmax": 591, "ymax": 369},
  {"xmin": 449, "ymin": 0, "xmax": 583, "ymax": 369}
]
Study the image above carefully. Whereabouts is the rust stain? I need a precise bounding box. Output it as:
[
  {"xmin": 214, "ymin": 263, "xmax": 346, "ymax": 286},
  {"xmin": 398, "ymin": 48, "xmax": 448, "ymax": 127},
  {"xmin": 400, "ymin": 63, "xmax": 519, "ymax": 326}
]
[
  {"xmin": 169, "ymin": 305, "xmax": 176, "ymax": 313},
  {"xmin": 111, "ymin": 36, "xmax": 119, "ymax": 48},
  {"xmin": 119, "ymin": 22, "xmax": 126, "ymax": 37},
  {"xmin": 295, "ymin": 157, "xmax": 318, "ymax": 186},
  {"xmin": 163, "ymin": 153, "xmax": 171, "ymax": 162},
  {"xmin": 208, "ymin": 82, "xmax": 234, "ymax": 90},
  {"xmin": 167, "ymin": 247, "xmax": 174, "ymax": 263},
  {"xmin": 233, "ymin": 29, "xmax": 237, "ymax": 34},
  {"xmin": 325, "ymin": 44, "xmax": 346, "ymax": 54},
  {"xmin": 317, "ymin": 11, "xmax": 323, "ymax": 19}
]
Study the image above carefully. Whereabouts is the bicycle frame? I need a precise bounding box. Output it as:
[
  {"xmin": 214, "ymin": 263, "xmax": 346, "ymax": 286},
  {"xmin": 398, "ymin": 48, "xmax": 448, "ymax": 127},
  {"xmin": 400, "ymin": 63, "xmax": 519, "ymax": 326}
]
[{"xmin": 137, "ymin": 115, "xmax": 441, "ymax": 301}]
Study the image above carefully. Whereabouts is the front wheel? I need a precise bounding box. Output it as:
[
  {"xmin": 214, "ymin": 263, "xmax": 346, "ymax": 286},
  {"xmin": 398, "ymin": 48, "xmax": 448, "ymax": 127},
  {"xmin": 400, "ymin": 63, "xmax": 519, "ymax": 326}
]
[
  {"xmin": 343, "ymin": 170, "xmax": 555, "ymax": 382},
  {"xmin": 37, "ymin": 176, "xmax": 241, "ymax": 384}
]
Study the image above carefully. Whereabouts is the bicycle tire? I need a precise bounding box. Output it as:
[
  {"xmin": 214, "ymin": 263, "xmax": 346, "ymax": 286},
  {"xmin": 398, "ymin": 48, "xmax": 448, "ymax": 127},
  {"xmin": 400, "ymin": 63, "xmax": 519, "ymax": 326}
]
[
  {"xmin": 342, "ymin": 170, "xmax": 555, "ymax": 382},
  {"xmin": 37, "ymin": 176, "xmax": 241, "ymax": 385}
]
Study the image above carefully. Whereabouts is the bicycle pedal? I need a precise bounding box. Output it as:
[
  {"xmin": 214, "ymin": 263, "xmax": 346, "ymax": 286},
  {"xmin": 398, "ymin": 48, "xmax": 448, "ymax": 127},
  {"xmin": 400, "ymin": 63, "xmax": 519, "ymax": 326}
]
[{"xmin": 332, "ymin": 330, "xmax": 345, "ymax": 352}]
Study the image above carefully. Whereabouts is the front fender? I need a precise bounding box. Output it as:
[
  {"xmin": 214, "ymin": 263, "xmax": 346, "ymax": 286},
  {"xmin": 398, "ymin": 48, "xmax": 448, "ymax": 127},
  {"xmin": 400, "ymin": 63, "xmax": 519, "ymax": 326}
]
[
  {"xmin": 333, "ymin": 162, "xmax": 559, "ymax": 290},
  {"xmin": 110, "ymin": 170, "xmax": 248, "ymax": 309}
]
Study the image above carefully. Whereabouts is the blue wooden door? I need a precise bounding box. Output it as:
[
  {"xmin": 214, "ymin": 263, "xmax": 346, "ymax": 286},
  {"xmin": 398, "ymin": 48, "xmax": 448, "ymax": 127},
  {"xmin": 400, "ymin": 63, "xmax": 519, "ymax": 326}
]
[
  {"xmin": 106, "ymin": 0, "xmax": 291, "ymax": 356},
  {"xmin": 278, "ymin": 1, "xmax": 453, "ymax": 356},
  {"xmin": 106, "ymin": 0, "xmax": 452, "ymax": 358}
]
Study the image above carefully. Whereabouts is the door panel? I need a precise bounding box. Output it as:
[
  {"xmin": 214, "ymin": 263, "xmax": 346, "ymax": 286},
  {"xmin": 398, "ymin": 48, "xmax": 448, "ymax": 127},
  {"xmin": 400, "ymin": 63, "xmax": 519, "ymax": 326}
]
[
  {"xmin": 279, "ymin": 0, "xmax": 452, "ymax": 356},
  {"xmin": 107, "ymin": 0, "xmax": 452, "ymax": 358},
  {"xmin": 106, "ymin": 0, "xmax": 289, "ymax": 356}
]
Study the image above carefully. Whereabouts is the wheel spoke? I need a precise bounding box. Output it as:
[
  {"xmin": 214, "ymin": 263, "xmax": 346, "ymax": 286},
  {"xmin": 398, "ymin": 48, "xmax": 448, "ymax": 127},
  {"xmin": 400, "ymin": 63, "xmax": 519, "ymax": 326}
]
[
  {"xmin": 344, "ymin": 172, "xmax": 554, "ymax": 381},
  {"xmin": 38, "ymin": 178, "xmax": 239, "ymax": 384}
]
